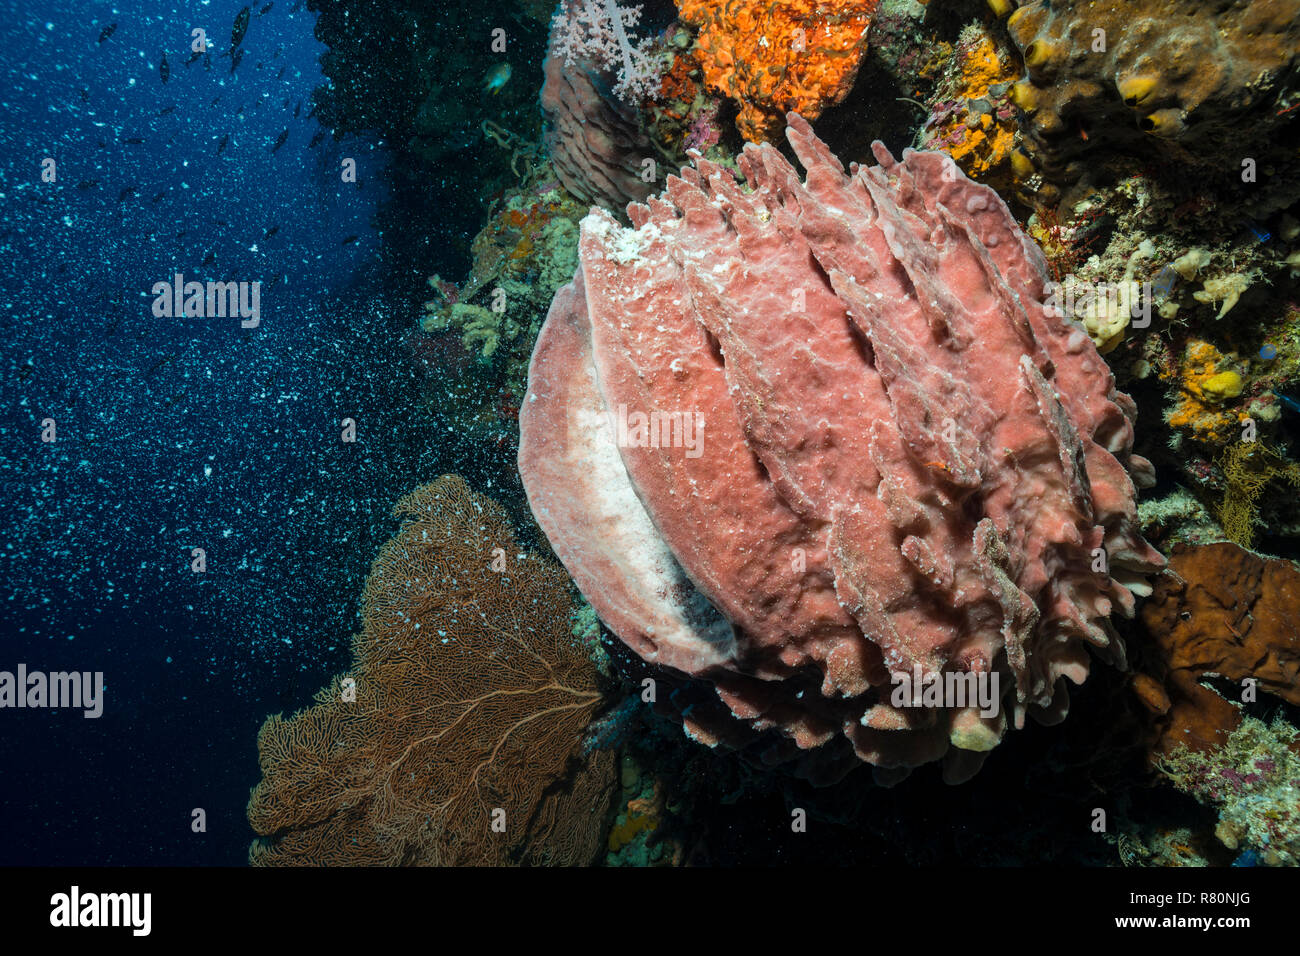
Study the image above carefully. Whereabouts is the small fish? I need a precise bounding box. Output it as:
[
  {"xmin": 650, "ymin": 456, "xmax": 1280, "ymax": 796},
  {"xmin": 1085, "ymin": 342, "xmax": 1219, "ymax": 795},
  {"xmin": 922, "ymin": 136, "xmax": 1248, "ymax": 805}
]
[
  {"xmin": 151, "ymin": 192, "xmax": 166, "ymax": 203},
  {"xmin": 483, "ymin": 62, "xmax": 512, "ymax": 95},
  {"xmin": 271, "ymin": 128, "xmax": 288, "ymax": 152},
  {"xmin": 264, "ymin": 225, "xmax": 279, "ymax": 239},
  {"xmin": 217, "ymin": 134, "xmax": 229, "ymax": 154},
  {"xmin": 76, "ymin": 179, "xmax": 100, "ymax": 190},
  {"xmin": 201, "ymin": 251, "xmax": 216, "ymax": 266},
  {"xmin": 341, "ymin": 235, "xmax": 359, "ymax": 245},
  {"xmin": 260, "ymin": 2, "xmax": 274, "ymax": 14},
  {"xmin": 124, "ymin": 136, "xmax": 144, "ymax": 145},
  {"xmin": 293, "ymin": 100, "xmax": 301, "ymax": 118},
  {"xmin": 1278, "ymin": 392, "xmax": 1300, "ymax": 415},
  {"xmin": 185, "ymin": 50, "xmax": 202, "ymax": 67},
  {"xmin": 144, "ymin": 353, "xmax": 178, "ymax": 377},
  {"xmin": 232, "ymin": 7, "xmax": 251, "ymax": 50},
  {"xmin": 308, "ymin": 130, "xmax": 324, "ymax": 149},
  {"xmin": 98, "ymin": 23, "xmax": 117, "ymax": 43},
  {"xmin": 158, "ymin": 105, "xmax": 177, "ymax": 116},
  {"xmin": 16, "ymin": 363, "xmax": 34, "ymax": 383},
  {"xmin": 277, "ymin": 66, "xmax": 286, "ymax": 80},
  {"xmin": 118, "ymin": 187, "xmax": 136, "ymax": 201},
  {"xmin": 160, "ymin": 53, "xmax": 170, "ymax": 83}
]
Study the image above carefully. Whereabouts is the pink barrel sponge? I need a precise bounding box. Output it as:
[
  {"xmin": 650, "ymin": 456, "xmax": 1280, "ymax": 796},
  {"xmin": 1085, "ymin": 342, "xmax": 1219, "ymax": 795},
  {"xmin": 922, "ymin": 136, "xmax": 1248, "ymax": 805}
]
[{"xmin": 518, "ymin": 114, "xmax": 1165, "ymax": 784}]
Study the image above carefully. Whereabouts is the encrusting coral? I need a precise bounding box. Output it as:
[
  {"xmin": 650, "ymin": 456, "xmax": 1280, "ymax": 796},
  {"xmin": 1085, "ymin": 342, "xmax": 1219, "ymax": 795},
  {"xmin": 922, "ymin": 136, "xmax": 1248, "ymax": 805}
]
[
  {"xmin": 1136, "ymin": 541, "xmax": 1300, "ymax": 757},
  {"xmin": 519, "ymin": 113, "xmax": 1165, "ymax": 786},
  {"xmin": 1158, "ymin": 716, "xmax": 1300, "ymax": 866},
  {"xmin": 423, "ymin": 190, "xmax": 582, "ymax": 360},
  {"xmin": 1158, "ymin": 339, "xmax": 1251, "ymax": 448},
  {"xmin": 417, "ymin": 179, "xmax": 587, "ymax": 447},
  {"xmin": 247, "ymin": 475, "xmax": 615, "ymax": 865},
  {"xmin": 992, "ymin": 0, "xmax": 1300, "ymax": 209},
  {"xmin": 917, "ymin": 22, "xmax": 1019, "ymax": 191}
]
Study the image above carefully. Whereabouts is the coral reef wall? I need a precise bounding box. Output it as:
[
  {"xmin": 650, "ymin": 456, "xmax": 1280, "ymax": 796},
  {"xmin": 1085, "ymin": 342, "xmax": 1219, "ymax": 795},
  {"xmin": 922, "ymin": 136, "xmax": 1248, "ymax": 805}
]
[
  {"xmin": 293, "ymin": 0, "xmax": 1300, "ymax": 866},
  {"xmin": 993, "ymin": 0, "xmax": 1300, "ymax": 211},
  {"xmin": 541, "ymin": 5, "xmax": 658, "ymax": 215},
  {"xmin": 306, "ymin": 0, "xmax": 550, "ymax": 284},
  {"xmin": 247, "ymin": 475, "xmax": 614, "ymax": 865}
]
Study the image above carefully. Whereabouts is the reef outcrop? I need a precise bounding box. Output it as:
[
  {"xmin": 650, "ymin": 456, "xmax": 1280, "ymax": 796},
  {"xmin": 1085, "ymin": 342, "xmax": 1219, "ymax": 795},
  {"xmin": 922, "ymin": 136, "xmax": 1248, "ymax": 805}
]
[
  {"xmin": 993, "ymin": 0, "xmax": 1300, "ymax": 209},
  {"xmin": 1136, "ymin": 541, "xmax": 1300, "ymax": 755}
]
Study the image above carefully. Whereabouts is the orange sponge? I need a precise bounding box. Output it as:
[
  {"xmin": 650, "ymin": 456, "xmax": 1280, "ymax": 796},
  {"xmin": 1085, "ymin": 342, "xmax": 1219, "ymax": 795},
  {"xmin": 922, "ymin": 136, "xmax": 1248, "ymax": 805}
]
[{"xmin": 677, "ymin": 0, "xmax": 880, "ymax": 142}]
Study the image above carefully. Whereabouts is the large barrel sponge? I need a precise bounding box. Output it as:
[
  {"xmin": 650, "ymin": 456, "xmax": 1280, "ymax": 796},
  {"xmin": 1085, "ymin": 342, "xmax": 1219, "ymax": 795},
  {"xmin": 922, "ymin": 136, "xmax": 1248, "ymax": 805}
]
[
  {"xmin": 519, "ymin": 114, "xmax": 1165, "ymax": 785},
  {"xmin": 541, "ymin": 8, "xmax": 656, "ymax": 216}
]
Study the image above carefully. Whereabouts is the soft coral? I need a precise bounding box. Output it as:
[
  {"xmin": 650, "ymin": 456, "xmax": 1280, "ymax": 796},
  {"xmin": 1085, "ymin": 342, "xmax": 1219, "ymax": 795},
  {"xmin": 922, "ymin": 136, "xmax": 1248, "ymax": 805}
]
[{"xmin": 549, "ymin": 0, "xmax": 661, "ymax": 102}]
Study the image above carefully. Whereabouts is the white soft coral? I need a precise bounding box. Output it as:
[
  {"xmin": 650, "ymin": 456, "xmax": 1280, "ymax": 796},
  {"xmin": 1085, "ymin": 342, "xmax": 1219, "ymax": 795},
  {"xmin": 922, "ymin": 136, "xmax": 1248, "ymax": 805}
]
[{"xmin": 549, "ymin": 0, "xmax": 661, "ymax": 103}]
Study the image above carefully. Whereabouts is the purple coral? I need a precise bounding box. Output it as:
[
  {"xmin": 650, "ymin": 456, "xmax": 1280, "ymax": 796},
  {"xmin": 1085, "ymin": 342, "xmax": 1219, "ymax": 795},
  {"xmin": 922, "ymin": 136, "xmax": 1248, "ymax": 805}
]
[
  {"xmin": 549, "ymin": 0, "xmax": 662, "ymax": 103},
  {"xmin": 683, "ymin": 103, "xmax": 721, "ymax": 152}
]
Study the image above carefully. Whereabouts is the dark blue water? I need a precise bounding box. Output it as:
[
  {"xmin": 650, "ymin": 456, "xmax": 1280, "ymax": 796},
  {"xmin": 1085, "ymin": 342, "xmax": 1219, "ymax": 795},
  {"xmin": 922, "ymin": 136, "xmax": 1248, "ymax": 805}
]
[{"xmin": 0, "ymin": 1, "xmax": 472, "ymax": 863}]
